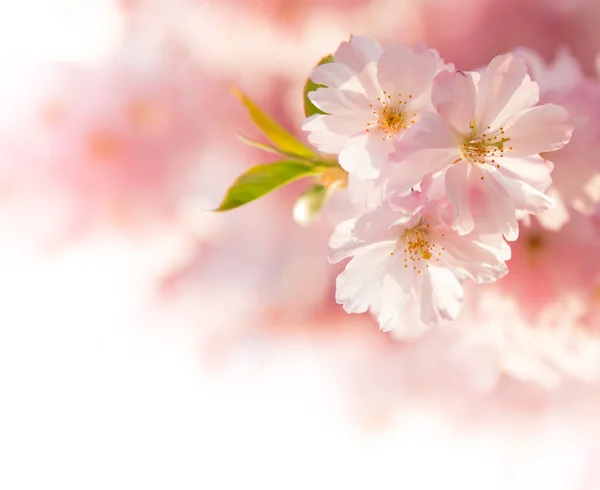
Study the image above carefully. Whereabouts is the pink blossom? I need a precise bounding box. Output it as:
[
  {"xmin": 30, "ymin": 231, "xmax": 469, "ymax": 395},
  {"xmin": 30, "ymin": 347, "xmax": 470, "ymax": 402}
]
[
  {"xmin": 516, "ymin": 48, "xmax": 600, "ymax": 230},
  {"xmin": 388, "ymin": 54, "xmax": 573, "ymax": 239},
  {"xmin": 302, "ymin": 36, "xmax": 447, "ymax": 180},
  {"xmin": 330, "ymin": 197, "xmax": 509, "ymax": 331},
  {"xmin": 0, "ymin": 47, "xmax": 231, "ymax": 240},
  {"xmin": 515, "ymin": 47, "xmax": 585, "ymax": 94}
]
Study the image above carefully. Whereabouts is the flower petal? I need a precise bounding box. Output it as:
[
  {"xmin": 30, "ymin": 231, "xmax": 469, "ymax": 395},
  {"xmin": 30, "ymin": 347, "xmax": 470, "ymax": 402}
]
[
  {"xmin": 475, "ymin": 166, "xmax": 520, "ymax": 240},
  {"xmin": 302, "ymin": 114, "xmax": 349, "ymax": 154},
  {"xmin": 376, "ymin": 43, "xmax": 439, "ymax": 101},
  {"xmin": 334, "ymin": 35, "xmax": 383, "ymax": 73},
  {"xmin": 335, "ymin": 243, "xmax": 393, "ymax": 314},
  {"xmin": 445, "ymin": 162, "xmax": 475, "ymax": 234},
  {"xmin": 503, "ymin": 104, "xmax": 573, "ymax": 157},
  {"xmin": 339, "ymin": 134, "xmax": 394, "ymax": 180},
  {"xmin": 308, "ymin": 87, "xmax": 371, "ymax": 116},
  {"xmin": 371, "ymin": 261, "xmax": 412, "ymax": 331},
  {"xmin": 438, "ymin": 232, "xmax": 509, "ymax": 283},
  {"xmin": 476, "ymin": 54, "xmax": 539, "ymax": 130},
  {"xmin": 496, "ymin": 154, "xmax": 553, "ymax": 191},
  {"xmin": 386, "ymin": 112, "xmax": 461, "ymax": 191},
  {"xmin": 494, "ymin": 170, "xmax": 554, "ymax": 215},
  {"xmin": 310, "ymin": 62, "xmax": 362, "ymax": 92},
  {"xmin": 432, "ymin": 70, "xmax": 476, "ymax": 134},
  {"xmin": 419, "ymin": 266, "xmax": 463, "ymax": 325}
]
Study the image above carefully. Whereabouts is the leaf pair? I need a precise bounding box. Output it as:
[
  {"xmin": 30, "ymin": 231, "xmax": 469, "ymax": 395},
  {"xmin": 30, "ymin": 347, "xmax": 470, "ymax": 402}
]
[{"xmin": 215, "ymin": 55, "xmax": 336, "ymax": 215}]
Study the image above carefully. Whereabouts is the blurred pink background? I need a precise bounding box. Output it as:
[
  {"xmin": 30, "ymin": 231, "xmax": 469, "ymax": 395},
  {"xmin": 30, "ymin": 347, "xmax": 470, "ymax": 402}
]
[{"xmin": 3, "ymin": 1, "xmax": 600, "ymax": 489}]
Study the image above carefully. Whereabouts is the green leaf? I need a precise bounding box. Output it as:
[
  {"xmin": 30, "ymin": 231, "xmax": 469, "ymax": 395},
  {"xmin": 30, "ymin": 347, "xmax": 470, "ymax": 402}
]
[
  {"xmin": 214, "ymin": 160, "xmax": 319, "ymax": 211},
  {"xmin": 303, "ymin": 54, "xmax": 334, "ymax": 118},
  {"xmin": 293, "ymin": 184, "xmax": 328, "ymax": 227},
  {"xmin": 233, "ymin": 88, "xmax": 315, "ymax": 159}
]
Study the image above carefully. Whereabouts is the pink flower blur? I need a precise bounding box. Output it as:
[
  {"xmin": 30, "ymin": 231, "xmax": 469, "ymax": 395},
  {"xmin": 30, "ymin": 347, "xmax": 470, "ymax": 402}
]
[{"xmin": 6, "ymin": 3, "xmax": 600, "ymax": 489}]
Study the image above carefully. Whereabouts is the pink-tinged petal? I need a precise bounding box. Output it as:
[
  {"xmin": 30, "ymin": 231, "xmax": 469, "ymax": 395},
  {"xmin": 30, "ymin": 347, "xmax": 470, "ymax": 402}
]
[
  {"xmin": 414, "ymin": 44, "xmax": 454, "ymax": 72},
  {"xmin": 388, "ymin": 189, "xmax": 427, "ymax": 216},
  {"xmin": 399, "ymin": 111, "xmax": 461, "ymax": 151},
  {"xmin": 476, "ymin": 232, "xmax": 512, "ymax": 261},
  {"xmin": 496, "ymin": 154, "xmax": 552, "ymax": 191},
  {"xmin": 420, "ymin": 172, "xmax": 446, "ymax": 201},
  {"xmin": 475, "ymin": 166, "xmax": 520, "ymax": 241},
  {"xmin": 438, "ymin": 232, "xmax": 509, "ymax": 283},
  {"xmin": 371, "ymin": 261, "xmax": 412, "ymax": 331},
  {"xmin": 432, "ymin": 71, "xmax": 476, "ymax": 134},
  {"xmin": 514, "ymin": 46, "xmax": 584, "ymax": 93},
  {"xmin": 339, "ymin": 134, "xmax": 393, "ymax": 180},
  {"xmin": 352, "ymin": 201, "xmax": 403, "ymax": 243},
  {"xmin": 346, "ymin": 174, "xmax": 378, "ymax": 206},
  {"xmin": 387, "ymin": 148, "xmax": 458, "ymax": 192},
  {"xmin": 308, "ymin": 87, "xmax": 371, "ymax": 116},
  {"xmin": 329, "ymin": 200, "xmax": 400, "ymax": 263},
  {"xmin": 385, "ymin": 112, "xmax": 461, "ymax": 191},
  {"xmin": 445, "ymin": 162, "xmax": 475, "ymax": 234},
  {"xmin": 503, "ymin": 104, "xmax": 572, "ymax": 157},
  {"xmin": 328, "ymin": 218, "xmax": 356, "ymax": 250},
  {"xmin": 335, "ymin": 243, "xmax": 393, "ymax": 314},
  {"xmin": 320, "ymin": 115, "xmax": 370, "ymax": 135},
  {"xmin": 310, "ymin": 62, "xmax": 362, "ymax": 92},
  {"xmin": 419, "ymin": 265, "xmax": 463, "ymax": 325},
  {"xmin": 329, "ymin": 238, "xmax": 395, "ymax": 265},
  {"xmin": 376, "ymin": 44, "xmax": 439, "ymax": 101},
  {"xmin": 354, "ymin": 63, "xmax": 382, "ymax": 101},
  {"xmin": 302, "ymin": 114, "xmax": 349, "ymax": 154},
  {"xmin": 334, "ymin": 35, "xmax": 383, "ymax": 74},
  {"xmin": 536, "ymin": 187, "xmax": 570, "ymax": 231},
  {"xmin": 494, "ymin": 171, "xmax": 554, "ymax": 215},
  {"xmin": 476, "ymin": 54, "xmax": 539, "ymax": 130}
]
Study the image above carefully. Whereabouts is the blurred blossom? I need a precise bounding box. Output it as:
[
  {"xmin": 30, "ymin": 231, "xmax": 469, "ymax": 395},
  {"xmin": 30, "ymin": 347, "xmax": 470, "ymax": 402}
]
[
  {"xmin": 5, "ymin": 2, "xmax": 600, "ymax": 490},
  {"xmin": 0, "ymin": 41, "xmax": 246, "ymax": 243},
  {"xmin": 516, "ymin": 48, "xmax": 600, "ymax": 230}
]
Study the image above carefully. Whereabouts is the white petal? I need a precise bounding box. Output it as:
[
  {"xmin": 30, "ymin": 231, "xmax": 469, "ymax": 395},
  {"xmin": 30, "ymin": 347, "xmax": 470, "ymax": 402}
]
[
  {"xmin": 371, "ymin": 261, "xmax": 412, "ymax": 331},
  {"xmin": 419, "ymin": 266, "xmax": 463, "ymax": 325},
  {"xmin": 496, "ymin": 154, "xmax": 552, "ymax": 191},
  {"xmin": 302, "ymin": 114, "xmax": 349, "ymax": 154},
  {"xmin": 536, "ymin": 187, "xmax": 570, "ymax": 231},
  {"xmin": 494, "ymin": 170, "xmax": 554, "ymax": 215},
  {"xmin": 334, "ymin": 35, "xmax": 383, "ymax": 73},
  {"xmin": 310, "ymin": 62, "xmax": 362, "ymax": 92},
  {"xmin": 476, "ymin": 54, "xmax": 539, "ymax": 130},
  {"xmin": 308, "ymin": 87, "xmax": 371, "ymax": 116},
  {"xmin": 339, "ymin": 134, "xmax": 394, "ymax": 180},
  {"xmin": 335, "ymin": 243, "xmax": 393, "ymax": 314},
  {"xmin": 376, "ymin": 43, "xmax": 439, "ymax": 101},
  {"xmin": 329, "ymin": 202, "xmax": 399, "ymax": 263},
  {"xmin": 475, "ymin": 166, "xmax": 520, "ymax": 241},
  {"xmin": 432, "ymin": 70, "xmax": 476, "ymax": 133},
  {"xmin": 445, "ymin": 162, "xmax": 475, "ymax": 234},
  {"xmin": 438, "ymin": 232, "xmax": 509, "ymax": 283},
  {"xmin": 386, "ymin": 112, "xmax": 460, "ymax": 191},
  {"xmin": 503, "ymin": 104, "xmax": 573, "ymax": 157},
  {"xmin": 328, "ymin": 218, "xmax": 356, "ymax": 249}
]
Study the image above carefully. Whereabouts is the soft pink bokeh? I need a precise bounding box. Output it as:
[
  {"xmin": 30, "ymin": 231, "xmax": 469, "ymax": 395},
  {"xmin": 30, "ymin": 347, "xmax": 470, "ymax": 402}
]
[{"xmin": 3, "ymin": 1, "xmax": 600, "ymax": 489}]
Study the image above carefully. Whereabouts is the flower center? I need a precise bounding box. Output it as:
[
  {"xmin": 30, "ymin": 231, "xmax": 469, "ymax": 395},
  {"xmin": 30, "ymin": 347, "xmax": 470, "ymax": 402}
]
[
  {"xmin": 365, "ymin": 91, "xmax": 416, "ymax": 140},
  {"xmin": 459, "ymin": 123, "xmax": 513, "ymax": 168},
  {"xmin": 526, "ymin": 233, "xmax": 544, "ymax": 253},
  {"xmin": 391, "ymin": 221, "xmax": 445, "ymax": 273}
]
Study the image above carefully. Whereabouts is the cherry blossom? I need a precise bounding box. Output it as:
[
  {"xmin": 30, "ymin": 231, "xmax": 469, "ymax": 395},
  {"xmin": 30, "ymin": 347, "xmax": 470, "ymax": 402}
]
[
  {"xmin": 302, "ymin": 36, "xmax": 447, "ymax": 180},
  {"xmin": 330, "ymin": 197, "xmax": 509, "ymax": 331},
  {"xmin": 387, "ymin": 54, "xmax": 573, "ymax": 239},
  {"xmin": 516, "ymin": 48, "xmax": 600, "ymax": 230}
]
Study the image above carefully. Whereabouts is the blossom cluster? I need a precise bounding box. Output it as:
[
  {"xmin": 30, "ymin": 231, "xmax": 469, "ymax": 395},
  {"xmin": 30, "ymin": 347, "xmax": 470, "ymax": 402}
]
[{"xmin": 303, "ymin": 36, "xmax": 574, "ymax": 332}]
